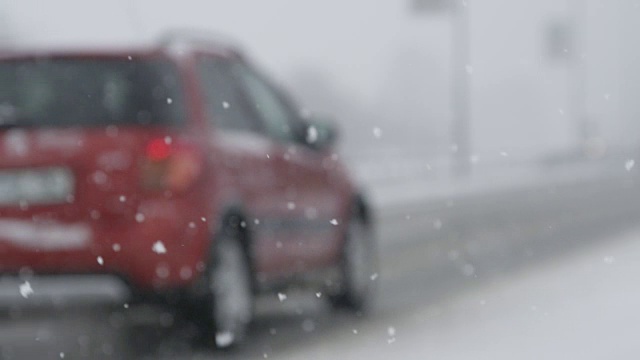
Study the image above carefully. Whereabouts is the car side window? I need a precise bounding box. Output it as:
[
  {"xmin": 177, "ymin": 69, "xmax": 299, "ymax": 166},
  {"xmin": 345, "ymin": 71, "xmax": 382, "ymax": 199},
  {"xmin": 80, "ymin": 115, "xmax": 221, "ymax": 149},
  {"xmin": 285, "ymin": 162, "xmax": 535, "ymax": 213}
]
[
  {"xmin": 197, "ymin": 57, "xmax": 261, "ymax": 133},
  {"xmin": 231, "ymin": 63, "xmax": 297, "ymax": 143}
]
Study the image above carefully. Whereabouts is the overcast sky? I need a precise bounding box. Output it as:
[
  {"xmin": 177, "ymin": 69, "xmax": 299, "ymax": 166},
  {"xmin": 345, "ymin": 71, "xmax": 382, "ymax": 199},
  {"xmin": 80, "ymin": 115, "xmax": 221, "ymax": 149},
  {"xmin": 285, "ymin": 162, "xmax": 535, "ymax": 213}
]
[
  {"xmin": 1, "ymin": 0, "xmax": 449, "ymax": 103},
  {"xmin": 0, "ymin": 1, "xmax": 635, "ymax": 160}
]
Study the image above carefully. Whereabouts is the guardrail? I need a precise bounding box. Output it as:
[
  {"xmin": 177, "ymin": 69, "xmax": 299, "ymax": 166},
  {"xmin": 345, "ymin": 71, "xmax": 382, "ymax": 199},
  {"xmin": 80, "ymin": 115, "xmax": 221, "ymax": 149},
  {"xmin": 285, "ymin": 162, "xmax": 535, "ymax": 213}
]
[{"xmin": 353, "ymin": 152, "xmax": 637, "ymax": 218}]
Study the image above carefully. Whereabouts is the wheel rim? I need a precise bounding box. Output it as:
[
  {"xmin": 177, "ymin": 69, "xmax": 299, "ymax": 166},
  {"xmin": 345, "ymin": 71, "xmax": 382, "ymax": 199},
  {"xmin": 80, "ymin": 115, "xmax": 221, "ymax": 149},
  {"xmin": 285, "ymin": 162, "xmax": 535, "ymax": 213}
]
[{"xmin": 209, "ymin": 237, "xmax": 252, "ymax": 344}]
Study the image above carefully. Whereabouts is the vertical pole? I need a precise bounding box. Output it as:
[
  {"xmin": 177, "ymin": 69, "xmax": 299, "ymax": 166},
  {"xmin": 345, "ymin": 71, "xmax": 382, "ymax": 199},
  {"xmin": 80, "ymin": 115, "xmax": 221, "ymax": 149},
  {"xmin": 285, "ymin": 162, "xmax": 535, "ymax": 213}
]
[
  {"xmin": 451, "ymin": 0, "xmax": 471, "ymax": 177},
  {"xmin": 569, "ymin": 0, "xmax": 589, "ymax": 149}
]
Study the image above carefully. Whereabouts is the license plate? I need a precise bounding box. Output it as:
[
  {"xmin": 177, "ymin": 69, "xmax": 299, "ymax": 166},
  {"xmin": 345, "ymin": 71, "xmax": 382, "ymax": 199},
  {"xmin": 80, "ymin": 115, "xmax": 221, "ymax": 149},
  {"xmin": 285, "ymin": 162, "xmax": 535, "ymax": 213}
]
[{"xmin": 0, "ymin": 167, "xmax": 74, "ymax": 206}]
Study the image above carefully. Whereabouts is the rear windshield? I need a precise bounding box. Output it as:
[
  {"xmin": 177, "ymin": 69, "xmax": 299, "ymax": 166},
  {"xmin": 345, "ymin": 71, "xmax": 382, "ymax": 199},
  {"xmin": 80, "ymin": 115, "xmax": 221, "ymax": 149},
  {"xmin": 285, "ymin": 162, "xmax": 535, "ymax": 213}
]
[{"xmin": 0, "ymin": 57, "xmax": 186, "ymax": 128}]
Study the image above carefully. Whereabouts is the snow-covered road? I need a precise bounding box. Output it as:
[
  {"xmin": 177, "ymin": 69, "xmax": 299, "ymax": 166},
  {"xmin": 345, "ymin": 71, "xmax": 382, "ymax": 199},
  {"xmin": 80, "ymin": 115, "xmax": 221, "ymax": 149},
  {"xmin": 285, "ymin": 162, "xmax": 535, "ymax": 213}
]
[
  {"xmin": 1, "ymin": 176, "xmax": 639, "ymax": 359},
  {"xmin": 276, "ymin": 226, "xmax": 640, "ymax": 360}
]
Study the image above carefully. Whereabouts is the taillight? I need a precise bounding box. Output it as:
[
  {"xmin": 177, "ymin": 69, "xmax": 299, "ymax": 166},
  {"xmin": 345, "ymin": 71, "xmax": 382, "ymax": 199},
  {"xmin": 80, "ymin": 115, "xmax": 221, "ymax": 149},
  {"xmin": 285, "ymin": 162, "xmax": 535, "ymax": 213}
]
[
  {"xmin": 141, "ymin": 138, "xmax": 202, "ymax": 192},
  {"xmin": 146, "ymin": 138, "xmax": 172, "ymax": 161}
]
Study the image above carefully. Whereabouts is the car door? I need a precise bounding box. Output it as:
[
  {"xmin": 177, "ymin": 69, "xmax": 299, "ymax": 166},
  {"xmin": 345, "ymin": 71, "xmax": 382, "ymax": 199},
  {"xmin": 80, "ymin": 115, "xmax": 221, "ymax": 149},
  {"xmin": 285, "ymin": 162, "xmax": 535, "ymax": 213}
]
[
  {"xmin": 197, "ymin": 55, "xmax": 291, "ymax": 278},
  {"xmin": 230, "ymin": 62, "xmax": 343, "ymax": 273}
]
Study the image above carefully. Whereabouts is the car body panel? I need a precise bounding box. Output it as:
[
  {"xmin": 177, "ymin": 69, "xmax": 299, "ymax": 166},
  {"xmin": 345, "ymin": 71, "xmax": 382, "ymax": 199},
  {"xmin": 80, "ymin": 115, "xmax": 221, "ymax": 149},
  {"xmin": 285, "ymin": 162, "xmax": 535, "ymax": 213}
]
[{"xmin": 0, "ymin": 43, "xmax": 357, "ymax": 293}]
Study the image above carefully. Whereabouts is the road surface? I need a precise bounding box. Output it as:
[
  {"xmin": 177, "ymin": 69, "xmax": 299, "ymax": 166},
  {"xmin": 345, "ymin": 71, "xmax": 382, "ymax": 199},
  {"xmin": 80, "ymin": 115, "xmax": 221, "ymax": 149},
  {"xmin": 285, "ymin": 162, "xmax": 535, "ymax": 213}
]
[
  {"xmin": 0, "ymin": 176, "xmax": 639, "ymax": 359},
  {"xmin": 274, "ymin": 224, "xmax": 640, "ymax": 360}
]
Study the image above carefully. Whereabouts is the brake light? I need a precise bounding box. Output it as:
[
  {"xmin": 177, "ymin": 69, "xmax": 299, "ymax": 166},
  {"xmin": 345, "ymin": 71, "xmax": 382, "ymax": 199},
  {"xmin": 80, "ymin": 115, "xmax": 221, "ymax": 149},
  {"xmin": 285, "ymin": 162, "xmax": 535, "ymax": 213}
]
[
  {"xmin": 141, "ymin": 138, "xmax": 202, "ymax": 192},
  {"xmin": 146, "ymin": 138, "xmax": 172, "ymax": 161}
]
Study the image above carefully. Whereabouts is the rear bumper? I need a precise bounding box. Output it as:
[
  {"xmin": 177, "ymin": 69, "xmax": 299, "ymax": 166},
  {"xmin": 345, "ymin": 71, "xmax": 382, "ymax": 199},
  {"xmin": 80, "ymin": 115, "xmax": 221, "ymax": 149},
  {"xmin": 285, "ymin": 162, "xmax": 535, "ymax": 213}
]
[{"xmin": 0, "ymin": 202, "xmax": 210, "ymax": 291}]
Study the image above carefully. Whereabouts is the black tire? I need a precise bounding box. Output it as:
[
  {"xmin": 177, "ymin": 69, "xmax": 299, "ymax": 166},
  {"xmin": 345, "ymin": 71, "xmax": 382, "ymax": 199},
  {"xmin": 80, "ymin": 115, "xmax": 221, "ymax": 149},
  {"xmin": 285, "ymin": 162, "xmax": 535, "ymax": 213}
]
[
  {"xmin": 329, "ymin": 215, "xmax": 378, "ymax": 312},
  {"xmin": 189, "ymin": 228, "xmax": 254, "ymax": 349}
]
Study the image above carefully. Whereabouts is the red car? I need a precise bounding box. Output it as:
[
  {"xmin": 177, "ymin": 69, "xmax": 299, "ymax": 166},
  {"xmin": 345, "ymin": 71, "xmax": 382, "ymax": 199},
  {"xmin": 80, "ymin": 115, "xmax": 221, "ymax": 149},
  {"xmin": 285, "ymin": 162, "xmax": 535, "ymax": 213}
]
[{"xmin": 0, "ymin": 32, "xmax": 377, "ymax": 347}]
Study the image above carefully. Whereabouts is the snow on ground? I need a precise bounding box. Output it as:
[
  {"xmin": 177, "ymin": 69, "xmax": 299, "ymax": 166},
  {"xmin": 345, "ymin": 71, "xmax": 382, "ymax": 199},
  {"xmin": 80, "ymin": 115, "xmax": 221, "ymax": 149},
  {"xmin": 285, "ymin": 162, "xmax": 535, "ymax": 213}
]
[{"xmin": 277, "ymin": 227, "xmax": 640, "ymax": 360}]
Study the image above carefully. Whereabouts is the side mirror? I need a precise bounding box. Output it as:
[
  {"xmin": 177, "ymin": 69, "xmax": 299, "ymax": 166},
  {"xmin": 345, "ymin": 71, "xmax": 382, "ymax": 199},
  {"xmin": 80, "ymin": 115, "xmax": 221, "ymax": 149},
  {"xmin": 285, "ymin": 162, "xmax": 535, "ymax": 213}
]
[{"xmin": 301, "ymin": 117, "xmax": 339, "ymax": 151}]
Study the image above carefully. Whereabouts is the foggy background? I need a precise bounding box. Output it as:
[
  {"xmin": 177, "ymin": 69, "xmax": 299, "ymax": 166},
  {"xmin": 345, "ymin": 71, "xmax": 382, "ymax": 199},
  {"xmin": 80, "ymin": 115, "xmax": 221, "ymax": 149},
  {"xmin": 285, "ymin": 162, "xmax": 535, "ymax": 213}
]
[
  {"xmin": 2, "ymin": 1, "xmax": 640, "ymax": 359},
  {"xmin": 3, "ymin": 0, "xmax": 639, "ymax": 171}
]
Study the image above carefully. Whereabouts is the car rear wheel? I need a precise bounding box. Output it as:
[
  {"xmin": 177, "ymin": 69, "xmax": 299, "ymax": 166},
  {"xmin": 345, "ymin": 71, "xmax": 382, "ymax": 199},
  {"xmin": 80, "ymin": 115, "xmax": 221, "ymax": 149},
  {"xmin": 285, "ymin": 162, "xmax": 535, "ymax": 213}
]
[
  {"xmin": 329, "ymin": 215, "xmax": 378, "ymax": 312},
  {"xmin": 192, "ymin": 230, "xmax": 253, "ymax": 349}
]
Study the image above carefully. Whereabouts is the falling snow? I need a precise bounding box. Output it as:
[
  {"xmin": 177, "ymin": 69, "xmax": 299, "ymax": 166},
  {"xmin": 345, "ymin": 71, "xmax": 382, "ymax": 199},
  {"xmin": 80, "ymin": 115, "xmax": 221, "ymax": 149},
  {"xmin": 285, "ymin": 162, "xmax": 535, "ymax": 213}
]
[
  {"xmin": 463, "ymin": 263, "xmax": 476, "ymax": 276},
  {"xmin": 387, "ymin": 326, "xmax": 397, "ymax": 344},
  {"xmin": 625, "ymin": 160, "xmax": 635, "ymax": 171},
  {"xmin": 215, "ymin": 331, "xmax": 234, "ymax": 348},
  {"xmin": 19, "ymin": 281, "xmax": 33, "ymax": 299},
  {"xmin": 307, "ymin": 126, "xmax": 319, "ymax": 144},
  {"xmin": 152, "ymin": 241, "xmax": 167, "ymax": 254},
  {"xmin": 387, "ymin": 326, "xmax": 396, "ymax": 337}
]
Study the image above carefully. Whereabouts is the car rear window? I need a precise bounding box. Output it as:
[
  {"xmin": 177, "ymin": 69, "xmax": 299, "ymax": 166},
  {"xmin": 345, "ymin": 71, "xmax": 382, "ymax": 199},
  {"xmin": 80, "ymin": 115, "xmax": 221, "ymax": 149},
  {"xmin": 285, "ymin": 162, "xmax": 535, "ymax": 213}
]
[{"xmin": 0, "ymin": 57, "xmax": 186, "ymax": 128}]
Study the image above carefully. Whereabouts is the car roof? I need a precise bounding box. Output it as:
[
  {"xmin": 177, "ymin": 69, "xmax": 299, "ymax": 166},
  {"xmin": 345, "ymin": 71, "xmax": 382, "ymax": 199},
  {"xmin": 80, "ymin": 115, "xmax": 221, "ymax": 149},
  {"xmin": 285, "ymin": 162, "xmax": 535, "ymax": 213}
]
[{"xmin": 0, "ymin": 30, "xmax": 245, "ymax": 62}]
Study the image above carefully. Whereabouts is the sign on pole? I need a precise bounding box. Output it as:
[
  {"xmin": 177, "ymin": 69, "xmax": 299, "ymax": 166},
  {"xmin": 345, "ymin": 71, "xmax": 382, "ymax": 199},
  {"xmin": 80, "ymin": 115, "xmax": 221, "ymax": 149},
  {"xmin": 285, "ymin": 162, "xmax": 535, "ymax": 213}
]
[
  {"xmin": 411, "ymin": 0, "xmax": 453, "ymax": 14},
  {"xmin": 545, "ymin": 20, "xmax": 574, "ymax": 61}
]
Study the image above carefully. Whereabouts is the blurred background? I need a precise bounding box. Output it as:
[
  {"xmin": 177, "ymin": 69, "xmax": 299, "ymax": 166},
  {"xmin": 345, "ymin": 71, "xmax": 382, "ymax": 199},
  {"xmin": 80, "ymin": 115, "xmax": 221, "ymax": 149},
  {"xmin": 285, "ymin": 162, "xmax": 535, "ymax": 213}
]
[
  {"xmin": 4, "ymin": 1, "xmax": 640, "ymax": 170},
  {"xmin": 2, "ymin": 1, "xmax": 640, "ymax": 359}
]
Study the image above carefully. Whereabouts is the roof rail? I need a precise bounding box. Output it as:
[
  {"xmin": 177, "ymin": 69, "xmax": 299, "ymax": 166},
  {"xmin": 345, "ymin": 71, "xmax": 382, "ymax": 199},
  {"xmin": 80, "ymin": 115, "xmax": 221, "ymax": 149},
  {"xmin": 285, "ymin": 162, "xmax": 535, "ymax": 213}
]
[{"xmin": 158, "ymin": 28, "xmax": 243, "ymax": 55}]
